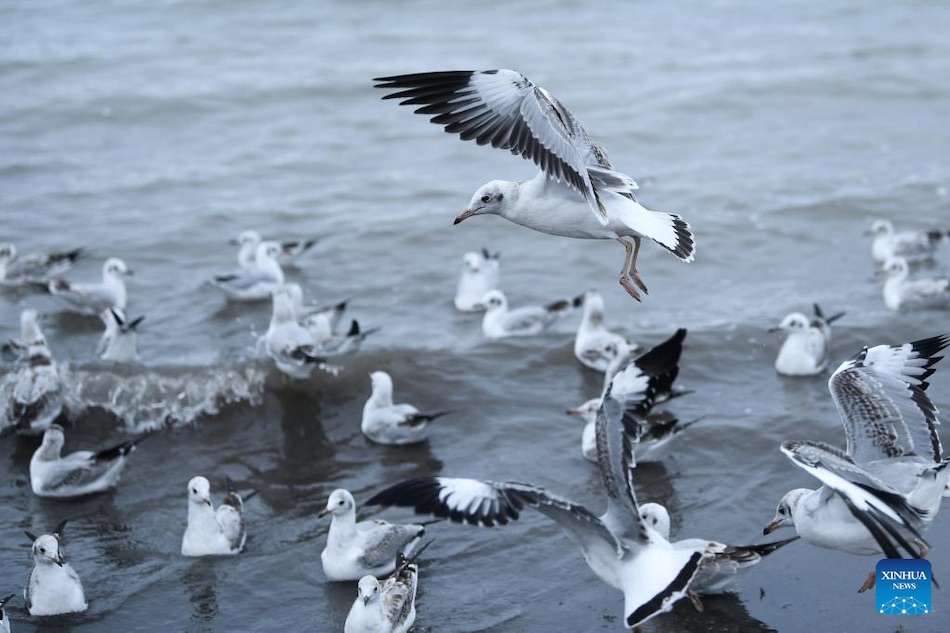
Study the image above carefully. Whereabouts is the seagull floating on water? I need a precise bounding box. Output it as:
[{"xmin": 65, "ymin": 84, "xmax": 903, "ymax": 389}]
[
  {"xmin": 361, "ymin": 371, "xmax": 449, "ymax": 446},
  {"xmin": 375, "ymin": 69, "xmax": 695, "ymax": 301},
  {"xmin": 232, "ymin": 229, "xmax": 317, "ymax": 269},
  {"xmin": 48, "ymin": 257, "xmax": 131, "ymax": 315},
  {"xmin": 97, "ymin": 308, "xmax": 144, "ymax": 363},
  {"xmin": 5, "ymin": 310, "xmax": 63, "ymax": 436},
  {"xmin": 319, "ymin": 489, "xmax": 431, "ymax": 582},
  {"xmin": 0, "ymin": 593, "xmax": 13, "ymax": 633},
  {"xmin": 454, "ymin": 248, "xmax": 501, "ymax": 312},
  {"xmin": 480, "ymin": 289, "xmax": 582, "ymax": 339},
  {"xmin": 770, "ymin": 304, "xmax": 844, "ymax": 377},
  {"xmin": 367, "ymin": 364, "xmax": 704, "ymax": 629},
  {"xmin": 30, "ymin": 424, "xmax": 144, "ymax": 498},
  {"xmin": 764, "ymin": 333, "xmax": 950, "ymax": 591},
  {"xmin": 182, "ymin": 476, "xmax": 248, "ymax": 557},
  {"xmin": 263, "ymin": 285, "xmax": 329, "ymax": 379},
  {"xmin": 344, "ymin": 550, "xmax": 422, "ymax": 633},
  {"xmin": 880, "ymin": 256, "xmax": 950, "ymax": 311},
  {"xmin": 639, "ymin": 503, "xmax": 798, "ymax": 595},
  {"xmin": 0, "ymin": 243, "xmax": 83, "ymax": 286},
  {"xmin": 210, "ymin": 241, "xmax": 284, "ymax": 301},
  {"xmin": 24, "ymin": 526, "xmax": 87, "ymax": 616},
  {"xmin": 568, "ymin": 329, "xmax": 690, "ymax": 463},
  {"xmin": 867, "ymin": 219, "xmax": 948, "ymax": 264},
  {"xmin": 574, "ymin": 290, "xmax": 639, "ymax": 372}
]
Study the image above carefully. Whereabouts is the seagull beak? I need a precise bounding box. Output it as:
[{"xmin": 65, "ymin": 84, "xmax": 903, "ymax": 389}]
[
  {"xmin": 318, "ymin": 507, "xmax": 331, "ymax": 518},
  {"xmin": 228, "ymin": 238, "xmax": 239, "ymax": 245},
  {"xmin": 363, "ymin": 596, "xmax": 370, "ymax": 606},
  {"xmin": 763, "ymin": 519, "xmax": 781, "ymax": 535},
  {"xmin": 566, "ymin": 407, "xmax": 580, "ymax": 416},
  {"xmin": 767, "ymin": 326, "xmax": 781, "ymax": 333},
  {"xmin": 52, "ymin": 553, "xmax": 65, "ymax": 567},
  {"xmin": 454, "ymin": 208, "xmax": 476, "ymax": 225},
  {"xmin": 202, "ymin": 496, "xmax": 212, "ymax": 506},
  {"xmin": 125, "ymin": 269, "xmax": 135, "ymax": 276},
  {"xmin": 873, "ymin": 266, "xmax": 885, "ymax": 277}
]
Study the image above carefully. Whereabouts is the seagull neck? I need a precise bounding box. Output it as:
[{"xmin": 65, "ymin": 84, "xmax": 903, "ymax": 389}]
[
  {"xmin": 328, "ymin": 510, "xmax": 356, "ymax": 539},
  {"xmin": 36, "ymin": 440, "xmax": 62, "ymax": 461},
  {"xmin": 188, "ymin": 500, "xmax": 218, "ymax": 530},
  {"xmin": 369, "ymin": 387, "xmax": 393, "ymax": 408}
]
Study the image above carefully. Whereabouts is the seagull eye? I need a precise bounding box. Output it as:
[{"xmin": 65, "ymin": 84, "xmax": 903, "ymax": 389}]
[
  {"xmin": 497, "ymin": 193, "xmax": 503, "ymax": 201},
  {"xmin": 39, "ymin": 547, "xmax": 45, "ymax": 554},
  {"xmin": 778, "ymin": 507, "xmax": 786, "ymax": 515},
  {"xmin": 481, "ymin": 195, "xmax": 490, "ymax": 203}
]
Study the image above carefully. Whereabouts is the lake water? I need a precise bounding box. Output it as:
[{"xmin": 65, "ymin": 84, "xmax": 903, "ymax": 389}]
[{"xmin": 1, "ymin": 0, "xmax": 949, "ymax": 631}]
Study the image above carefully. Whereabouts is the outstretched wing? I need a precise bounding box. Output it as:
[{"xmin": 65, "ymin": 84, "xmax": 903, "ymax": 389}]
[
  {"xmin": 829, "ymin": 334, "xmax": 948, "ymax": 464},
  {"xmin": 781, "ymin": 440, "xmax": 928, "ymax": 559},
  {"xmin": 374, "ymin": 69, "xmax": 616, "ymax": 224}
]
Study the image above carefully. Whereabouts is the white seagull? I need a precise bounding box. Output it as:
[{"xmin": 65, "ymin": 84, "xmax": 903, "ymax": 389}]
[
  {"xmin": 344, "ymin": 552, "xmax": 421, "ymax": 633},
  {"xmin": 568, "ymin": 329, "xmax": 690, "ymax": 463},
  {"xmin": 30, "ymin": 424, "xmax": 144, "ymax": 498},
  {"xmin": 181, "ymin": 476, "xmax": 248, "ymax": 557},
  {"xmin": 0, "ymin": 243, "xmax": 83, "ymax": 285},
  {"xmin": 319, "ymin": 489, "xmax": 431, "ymax": 582},
  {"xmin": 24, "ymin": 527, "xmax": 87, "ymax": 616},
  {"xmin": 639, "ymin": 503, "xmax": 798, "ymax": 595},
  {"xmin": 764, "ymin": 334, "xmax": 950, "ymax": 591},
  {"xmin": 6, "ymin": 310, "xmax": 63, "ymax": 436},
  {"xmin": 97, "ymin": 308, "xmax": 144, "ymax": 363},
  {"xmin": 210, "ymin": 241, "xmax": 284, "ymax": 301},
  {"xmin": 366, "ymin": 371, "xmax": 705, "ymax": 629},
  {"xmin": 454, "ymin": 248, "xmax": 501, "ymax": 312},
  {"xmin": 48, "ymin": 257, "xmax": 131, "ymax": 315},
  {"xmin": 375, "ymin": 69, "xmax": 695, "ymax": 301},
  {"xmin": 574, "ymin": 290, "xmax": 639, "ymax": 372},
  {"xmin": 232, "ymin": 229, "xmax": 317, "ymax": 269},
  {"xmin": 0, "ymin": 593, "xmax": 13, "ymax": 633},
  {"xmin": 361, "ymin": 371, "xmax": 449, "ymax": 446},
  {"xmin": 770, "ymin": 304, "xmax": 844, "ymax": 377},
  {"xmin": 867, "ymin": 219, "xmax": 948, "ymax": 264},
  {"xmin": 880, "ymin": 256, "xmax": 950, "ymax": 311},
  {"xmin": 480, "ymin": 289, "xmax": 582, "ymax": 339},
  {"xmin": 263, "ymin": 285, "xmax": 328, "ymax": 379}
]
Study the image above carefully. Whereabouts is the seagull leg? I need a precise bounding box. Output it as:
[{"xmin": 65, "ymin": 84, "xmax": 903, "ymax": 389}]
[
  {"xmin": 915, "ymin": 538, "xmax": 929, "ymax": 558},
  {"xmin": 616, "ymin": 237, "xmax": 649, "ymax": 300},
  {"xmin": 858, "ymin": 570, "xmax": 876, "ymax": 593}
]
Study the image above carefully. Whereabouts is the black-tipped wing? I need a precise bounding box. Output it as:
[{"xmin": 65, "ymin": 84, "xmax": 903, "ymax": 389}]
[
  {"xmin": 610, "ymin": 328, "xmax": 686, "ymax": 418},
  {"xmin": 781, "ymin": 440, "xmax": 928, "ymax": 558},
  {"xmin": 829, "ymin": 334, "xmax": 948, "ymax": 464},
  {"xmin": 374, "ymin": 69, "xmax": 613, "ymax": 224},
  {"xmin": 366, "ymin": 476, "xmax": 622, "ymax": 554}
]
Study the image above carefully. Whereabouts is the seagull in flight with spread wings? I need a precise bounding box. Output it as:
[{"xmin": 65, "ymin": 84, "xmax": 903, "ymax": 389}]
[{"xmin": 374, "ymin": 70, "xmax": 695, "ymax": 301}]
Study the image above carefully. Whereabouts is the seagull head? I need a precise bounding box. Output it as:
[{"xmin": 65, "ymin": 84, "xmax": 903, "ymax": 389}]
[
  {"xmin": 232, "ymin": 230, "xmax": 262, "ymax": 247},
  {"xmin": 32, "ymin": 534, "xmax": 64, "ymax": 567},
  {"xmin": 19, "ymin": 308, "xmax": 46, "ymax": 345},
  {"xmin": 0, "ymin": 242, "xmax": 14, "ymax": 264},
  {"xmin": 368, "ymin": 371, "xmax": 394, "ymax": 399},
  {"xmin": 479, "ymin": 289, "xmax": 507, "ymax": 312},
  {"xmin": 878, "ymin": 256, "xmax": 909, "ymax": 279},
  {"xmin": 566, "ymin": 398, "xmax": 600, "ymax": 424},
  {"xmin": 462, "ymin": 251, "xmax": 483, "ymax": 273},
  {"xmin": 357, "ymin": 575, "xmax": 381, "ymax": 606},
  {"xmin": 319, "ymin": 488, "xmax": 355, "ymax": 518},
  {"xmin": 866, "ymin": 219, "xmax": 893, "ymax": 237},
  {"xmin": 764, "ymin": 489, "xmax": 808, "ymax": 534},
  {"xmin": 188, "ymin": 476, "xmax": 213, "ymax": 507},
  {"xmin": 769, "ymin": 312, "xmax": 809, "ymax": 334},
  {"xmin": 638, "ymin": 502, "xmax": 672, "ymax": 540},
  {"xmin": 38, "ymin": 424, "xmax": 66, "ymax": 458},
  {"xmin": 456, "ymin": 181, "xmax": 512, "ymax": 225},
  {"xmin": 103, "ymin": 257, "xmax": 132, "ymax": 278}
]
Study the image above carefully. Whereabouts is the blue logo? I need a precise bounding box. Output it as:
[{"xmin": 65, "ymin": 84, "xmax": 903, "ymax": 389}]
[{"xmin": 876, "ymin": 559, "xmax": 932, "ymax": 615}]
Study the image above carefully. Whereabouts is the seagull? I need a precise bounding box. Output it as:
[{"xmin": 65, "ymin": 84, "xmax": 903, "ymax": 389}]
[
  {"xmin": 30, "ymin": 424, "xmax": 145, "ymax": 498},
  {"xmin": 480, "ymin": 289, "xmax": 582, "ymax": 339},
  {"xmin": 48, "ymin": 257, "xmax": 131, "ymax": 315},
  {"xmin": 97, "ymin": 308, "xmax": 144, "ymax": 363},
  {"xmin": 375, "ymin": 69, "xmax": 695, "ymax": 301},
  {"xmin": 639, "ymin": 503, "xmax": 798, "ymax": 595},
  {"xmin": 263, "ymin": 285, "xmax": 328, "ymax": 379},
  {"xmin": 0, "ymin": 243, "xmax": 83, "ymax": 285},
  {"xmin": 574, "ymin": 290, "xmax": 639, "ymax": 372},
  {"xmin": 770, "ymin": 304, "xmax": 844, "ymax": 377},
  {"xmin": 366, "ymin": 365, "xmax": 704, "ymax": 629},
  {"xmin": 361, "ymin": 371, "xmax": 449, "ymax": 445},
  {"xmin": 24, "ymin": 527, "xmax": 87, "ymax": 616},
  {"xmin": 319, "ymin": 489, "xmax": 432, "ymax": 582},
  {"xmin": 231, "ymin": 229, "xmax": 318, "ymax": 269},
  {"xmin": 867, "ymin": 219, "xmax": 948, "ymax": 264},
  {"xmin": 181, "ymin": 476, "xmax": 248, "ymax": 556},
  {"xmin": 880, "ymin": 256, "xmax": 950, "ymax": 311},
  {"xmin": 568, "ymin": 329, "xmax": 690, "ymax": 463},
  {"xmin": 764, "ymin": 334, "xmax": 950, "ymax": 591},
  {"xmin": 319, "ymin": 320, "xmax": 380, "ymax": 356},
  {"xmin": 210, "ymin": 241, "xmax": 284, "ymax": 301},
  {"xmin": 5, "ymin": 310, "xmax": 63, "ymax": 436},
  {"xmin": 344, "ymin": 550, "xmax": 422, "ymax": 633},
  {"xmin": 0, "ymin": 593, "xmax": 13, "ymax": 633},
  {"xmin": 454, "ymin": 248, "xmax": 501, "ymax": 312}
]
